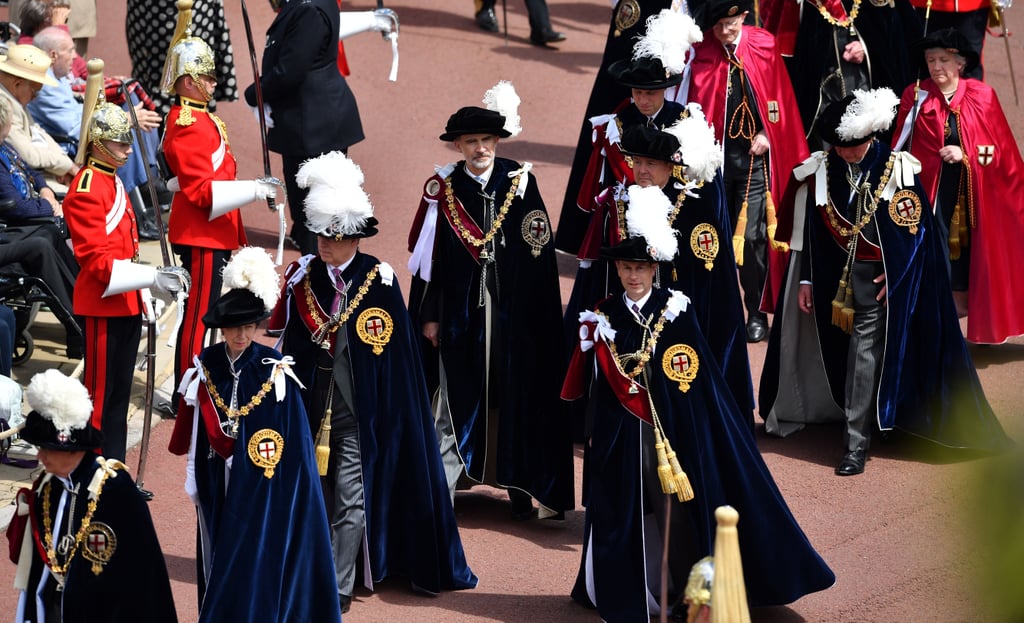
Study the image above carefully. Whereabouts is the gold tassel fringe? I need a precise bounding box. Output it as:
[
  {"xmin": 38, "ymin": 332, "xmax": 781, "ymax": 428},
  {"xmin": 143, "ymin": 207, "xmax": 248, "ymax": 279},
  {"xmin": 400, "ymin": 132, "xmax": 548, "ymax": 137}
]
[
  {"xmin": 664, "ymin": 442, "xmax": 695, "ymax": 502},
  {"xmin": 654, "ymin": 427, "xmax": 677, "ymax": 496},
  {"xmin": 830, "ymin": 271, "xmax": 854, "ymax": 334},
  {"xmin": 949, "ymin": 201, "xmax": 963, "ymax": 260},
  {"xmin": 764, "ymin": 191, "xmax": 790, "ymax": 252},
  {"xmin": 732, "ymin": 200, "xmax": 748, "ymax": 266},
  {"xmin": 315, "ymin": 410, "xmax": 332, "ymax": 476}
]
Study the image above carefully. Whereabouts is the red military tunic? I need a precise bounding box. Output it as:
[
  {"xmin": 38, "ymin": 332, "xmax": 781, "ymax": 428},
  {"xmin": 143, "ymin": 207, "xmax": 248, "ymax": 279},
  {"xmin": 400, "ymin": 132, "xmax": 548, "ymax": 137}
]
[
  {"xmin": 63, "ymin": 158, "xmax": 142, "ymax": 317},
  {"xmin": 162, "ymin": 96, "xmax": 247, "ymax": 249}
]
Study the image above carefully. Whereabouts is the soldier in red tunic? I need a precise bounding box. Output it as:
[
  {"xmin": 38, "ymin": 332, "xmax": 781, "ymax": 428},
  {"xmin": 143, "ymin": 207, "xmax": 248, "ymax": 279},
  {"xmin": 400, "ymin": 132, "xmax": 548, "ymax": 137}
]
[
  {"xmin": 160, "ymin": 2, "xmax": 278, "ymax": 403},
  {"xmin": 62, "ymin": 61, "xmax": 188, "ymax": 462}
]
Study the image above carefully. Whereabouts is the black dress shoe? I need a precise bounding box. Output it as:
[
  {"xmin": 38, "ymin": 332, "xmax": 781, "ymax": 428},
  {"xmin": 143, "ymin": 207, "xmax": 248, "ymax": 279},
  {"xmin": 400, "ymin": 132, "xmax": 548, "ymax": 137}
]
[
  {"xmin": 530, "ymin": 30, "xmax": 566, "ymax": 46},
  {"xmin": 475, "ymin": 8, "xmax": 499, "ymax": 32},
  {"xmin": 746, "ymin": 316, "xmax": 768, "ymax": 342},
  {"xmin": 835, "ymin": 449, "xmax": 866, "ymax": 476},
  {"xmin": 508, "ymin": 489, "xmax": 535, "ymax": 520},
  {"xmin": 138, "ymin": 225, "xmax": 161, "ymax": 241},
  {"xmin": 339, "ymin": 594, "xmax": 352, "ymax": 614}
]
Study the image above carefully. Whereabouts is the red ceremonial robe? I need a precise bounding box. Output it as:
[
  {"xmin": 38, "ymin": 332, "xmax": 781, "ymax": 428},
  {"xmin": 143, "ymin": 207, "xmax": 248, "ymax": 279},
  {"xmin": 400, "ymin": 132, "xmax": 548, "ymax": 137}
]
[
  {"xmin": 895, "ymin": 78, "xmax": 1024, "ymax": 343},
  {"xmin": 687, "ymin": 26, "xmax": 809, "ymax": 312}
]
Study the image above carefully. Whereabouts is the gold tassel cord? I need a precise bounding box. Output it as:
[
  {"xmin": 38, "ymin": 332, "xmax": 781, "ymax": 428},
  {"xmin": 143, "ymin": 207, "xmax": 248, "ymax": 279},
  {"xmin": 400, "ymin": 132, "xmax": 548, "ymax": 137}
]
[
  {"xmin": 315, "ymin": 411, "xmax": 332, "ymax": 477},
  {"xmin": 949, "ymin": 200, "xmax": 963, "ymax": 260},
  {"xmin": 664, "ymin": 441, "xmax": 695, "ymax": 502},
  {"xmin": 765, "ymin": 190, "xmax": 790, "ymax": 252},
  {"xmin": 732, "ymin": 202, "xmax": 747, "ymax": 266},
  {"xmin": 654, "ymin": 426, "xmax": 677, "ymax": 496}
]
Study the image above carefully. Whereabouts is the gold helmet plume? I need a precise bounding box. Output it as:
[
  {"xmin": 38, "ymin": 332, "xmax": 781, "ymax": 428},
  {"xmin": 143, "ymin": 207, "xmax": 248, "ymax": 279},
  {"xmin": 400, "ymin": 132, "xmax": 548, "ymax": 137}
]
[
  {"xmin": 75, "ymin": 58, "xmax": 132, "ymax": 166},
  {"xmin": 160, "ymin": 0, "xmax": 216, "ymax": 96}
]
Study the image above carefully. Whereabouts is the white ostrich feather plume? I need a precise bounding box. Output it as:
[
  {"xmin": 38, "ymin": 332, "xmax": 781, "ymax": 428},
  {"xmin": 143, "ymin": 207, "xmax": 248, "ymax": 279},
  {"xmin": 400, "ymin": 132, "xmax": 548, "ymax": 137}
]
[
  {"xmin": 483, "ymin": 80, "xmax": 522, "ymax": 138},
  {"xmin": 837, "ymin": 88, "xmax": 900, "ymax": 142},
  {"xmin": 633, "ymin": 9, "xmax": 703, "ymax": 76},
  {"xmin": 626, "ymin": 184, "xmax": 678, "ymax": 261},
  {"xmin": 297, "ymin": 151, "xmax": 374, "ymax": 238},
  {"xmin": 26, "ymin": 370, "xmax": 93, "ymax": 437},
  {"xmin": 665, "ymin": 105, "xmax": 722, "ymax": 183},
  {"xmin": 222, "ymin": 246, "xmax": 281, "ymax": 311}
]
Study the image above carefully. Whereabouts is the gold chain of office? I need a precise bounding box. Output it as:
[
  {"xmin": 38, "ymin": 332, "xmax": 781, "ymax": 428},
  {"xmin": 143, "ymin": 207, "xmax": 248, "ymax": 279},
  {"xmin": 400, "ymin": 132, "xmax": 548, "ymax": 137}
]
[
  {"xmin": 203, "ymin": 363, "xmax": 281, "ymax": 421},
  {"xmin": 444, "ymin": 173, "xmax": 523, "ymax": 248},
  {"xmin": 304, "ymin": 264, "xmax": 380, "ymax": 339},
  {"xmin": 813, "ymin": 0, "xmax": 861, "ymax": 28},
  {"xmin": 41, "ymin": 467, "xmax": 114, "ymax": 577},
  {"xmin": 604, "ymin": 302, "xmax": 671, "ymax": 380},
  {"xmin": 824, "ymin": 152, "xmax": 895, "ymax": 237}
]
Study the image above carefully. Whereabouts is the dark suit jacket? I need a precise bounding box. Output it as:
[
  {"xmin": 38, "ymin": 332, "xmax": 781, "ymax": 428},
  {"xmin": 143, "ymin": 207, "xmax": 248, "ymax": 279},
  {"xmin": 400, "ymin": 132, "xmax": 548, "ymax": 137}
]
[{"xmin": 245, "ymin": 0, "xmax": 364, "ymax": 157}]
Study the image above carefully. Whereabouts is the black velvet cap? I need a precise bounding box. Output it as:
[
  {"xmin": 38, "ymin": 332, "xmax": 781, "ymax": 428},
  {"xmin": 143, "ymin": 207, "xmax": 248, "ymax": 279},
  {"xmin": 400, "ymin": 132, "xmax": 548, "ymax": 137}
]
[
  {"xmin": 698, "ymin": 0, "xmax": 753, "ymax": 31},
  {"xmin": 911, "ymin": 27, "xmax": 979, "ymax": 76},
  {"xmin": 439, "ymin": 106, "xmax": 511, "ymax": 141},
  {"xmin": 817, "ymin": 95, "xmax": 872, "ymax": 148},
  {"xmin": 600, "ymin": 236, "xmax": 658, "ymax": 263},
  {"xmin": 607, "ymin": 56, "xmax": 684, "ymax": 90},
  {"xmin": 20, "ymin": 411, "xmax": 104, "ymax": 452},
  {"xmin": 202, "ymin": 289, "xmax": 271, "ymax": 329},
  {"xmin": 619, "ymin": 125, "xmax": 680, "ymax": 162}
]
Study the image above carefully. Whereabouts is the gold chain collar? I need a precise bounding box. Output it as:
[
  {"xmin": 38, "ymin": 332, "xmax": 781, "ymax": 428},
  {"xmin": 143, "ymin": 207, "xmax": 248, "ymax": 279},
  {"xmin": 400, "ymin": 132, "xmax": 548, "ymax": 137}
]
[
  {"xmin": 305, "ymin": 264, "xmax": 380, "ymax": 345},
  {"xmin": 202, "ymin": 360, "xmax": 282, "ymax": 435},
  {"xmin": 41, "ymin": 468, "xmax": 115, "ymax": 580},
  {"xmin": 604, "ymin": 299, "xmax": 672, "ymax": 381},
  {"xmin": 823, "ymin": 151, "xmax": 895, "ymax": 237},
  {"xmin": 443, "ymin": 172, "xmax": 523, "ymax": 248},
  {"xmin": 813, "ymin": 0, "xmax": 861, "ymax": 28}
]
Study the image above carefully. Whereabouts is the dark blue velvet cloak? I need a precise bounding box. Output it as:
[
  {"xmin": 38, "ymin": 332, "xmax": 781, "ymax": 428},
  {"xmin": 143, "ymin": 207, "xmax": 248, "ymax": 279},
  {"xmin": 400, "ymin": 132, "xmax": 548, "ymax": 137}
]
[
  {"xmin": 408, "ymin": 158, "xmax": 574, "ymax": 513},
  {"xmin": 188, "ymin": 342, "xmax": 341, "ymax": 623},
  {"xmin": 568, "ymin": 289, "xmax": 835, "ymax": 622},
  {"xmin": 760, "ymin": 143, "xmax": 1011, "ymax": 451},
  {"xmin": 20, "ymin": 456, "xmax": 176, "ymax": 623},
  {"xmin": 664, "ymin": 175, "xmax": 755, "ymax": 422},
  {"xmin": 280, "ymin": 253, "xmax": 477, "ymax": 594}
]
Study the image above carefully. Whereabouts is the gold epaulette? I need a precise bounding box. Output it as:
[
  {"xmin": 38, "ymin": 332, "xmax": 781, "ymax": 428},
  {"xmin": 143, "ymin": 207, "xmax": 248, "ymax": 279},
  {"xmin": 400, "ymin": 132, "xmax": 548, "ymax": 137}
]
[{"xmin": 176, "ymin": 106, "xmax": 195, "ymax": 127}]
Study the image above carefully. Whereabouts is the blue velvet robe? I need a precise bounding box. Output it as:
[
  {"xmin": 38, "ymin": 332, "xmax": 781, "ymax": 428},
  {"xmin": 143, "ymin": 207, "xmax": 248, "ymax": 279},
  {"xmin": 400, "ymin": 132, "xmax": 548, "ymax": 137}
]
[
  {"xmin": 182, "ymin": 342, "xmax": 341, "ymax": 623},
  {"xmin": 567, "ymin": 289, "xmax": 835, "ymax": 622},
  {"xmin": 760, "ymin": 142, "xmax": 1011, "ymax": 451},
  {"xmin": 408, "ymin": 158, "xmax": 574, "ymax": 513},
  {"xmin": 19, "ymin": 456, "xmax": 176, "ymax": 623},
  {"xmin": 278, "ymin": 252, "xmax": 477, "ymax": 594}
]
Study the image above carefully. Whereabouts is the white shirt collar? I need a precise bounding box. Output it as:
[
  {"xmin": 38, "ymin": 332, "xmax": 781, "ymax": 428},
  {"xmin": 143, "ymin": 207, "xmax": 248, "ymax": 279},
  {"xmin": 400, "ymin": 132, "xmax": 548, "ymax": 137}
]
[
  {"xmin": 624, "ymin": 289, "xmax": 653, "ymax": 316},
  {"xmin": 327, "ymin": 254, "xmax": 357, "ymax": 288},
  {"xmin": 464, "ymin": 163, "xmax": 494, "ymax": 188}
]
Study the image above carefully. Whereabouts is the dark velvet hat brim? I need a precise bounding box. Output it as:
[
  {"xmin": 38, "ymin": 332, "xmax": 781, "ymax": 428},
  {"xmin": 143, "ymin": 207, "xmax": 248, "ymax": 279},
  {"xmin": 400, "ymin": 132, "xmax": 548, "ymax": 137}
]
[
  {"xmin": 20, "ymin": 411, "xmax": 104, "ymax": 451},
  {"xmin": 607, "ymin": 58, "xmax": 685, "ymax": 90},
  {"xmin": 817, "ymin": 94, "xmax": 874, "ymax": 148},
  {"xmin": 911, "ymin": 28, "xmax": 980, "ymax": 76},
  {"xmin": 699, "ymin": 0, "xmax": 753, "ymax": 30},
  {"xmin": 619, "ymin": 125, "xmax": 680, "ymax": 162},
  {"xmin": 202, "ymin": 289, "xmax": 272, "ymax": 329},
  {"xmin": 600, "ymin": 237, "xmax": 658, "ymax": 263},
  {"xmin": 439, "ymin": 106, "xmax": 512, "ymax": 141}
]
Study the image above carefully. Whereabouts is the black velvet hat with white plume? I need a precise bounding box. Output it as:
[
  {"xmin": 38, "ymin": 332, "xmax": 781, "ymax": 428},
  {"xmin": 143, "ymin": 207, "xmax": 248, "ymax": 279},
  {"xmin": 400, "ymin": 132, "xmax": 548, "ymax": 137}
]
[{"xmin": 20, "ymin": 369, "xmax": 103, "ymax": 451}]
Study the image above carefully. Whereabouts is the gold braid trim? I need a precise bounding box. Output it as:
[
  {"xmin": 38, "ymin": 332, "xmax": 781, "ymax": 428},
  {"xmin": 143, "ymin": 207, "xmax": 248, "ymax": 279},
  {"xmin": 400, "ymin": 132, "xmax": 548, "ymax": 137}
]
[
  {"xmin": 823, "ymin": 152, "xmax": 896, "ymax": 237},
  {"xmin": 41, "ymin": 464, "xmax": 120, "ymax": 578},
  {"xmin": 307, "ymin": 264, "xmax": 380, "ymax": 345},
  {"xmin": 444, "ymin": 172, "xmax": 523, "ymax": 248},
  {"xmin": 604, "ymin": 300, "xmax": 671, "ymax": 381}
]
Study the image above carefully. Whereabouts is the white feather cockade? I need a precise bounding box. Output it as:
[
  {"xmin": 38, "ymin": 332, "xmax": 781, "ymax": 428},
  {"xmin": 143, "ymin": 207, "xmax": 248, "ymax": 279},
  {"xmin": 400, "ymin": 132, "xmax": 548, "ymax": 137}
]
[
  {"xmin": 632, "ymin": 9, "xmax": 703, "ymax": 76},
  {"xmin": 26, "ymin": 369, "xmax": 93, "ymax": 438},
  {"xmin": 626, "ymin": 185, "xmax": 678, "ymax": 261},
  {"xmin": 297, "ymin": 151, "xmax": 374, "ymax": 239},
  {"xmin": 836, "ymin": 88, "xmax": 900, "ymax": 142},
  {"xmin": 222, "ymin": 246, "xmax": 280, "ymax": 311},
  {"xmin": 665, "ymin": 104, "xmax": 723, "ymax": 183},
  {"xmin": 483, "ymin": 80, "xmax": 522, "ymax": 138}
]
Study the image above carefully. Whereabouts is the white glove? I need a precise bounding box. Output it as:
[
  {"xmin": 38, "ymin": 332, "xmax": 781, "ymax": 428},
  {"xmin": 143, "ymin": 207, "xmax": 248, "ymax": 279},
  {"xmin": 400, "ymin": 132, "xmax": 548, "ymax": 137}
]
[
  {"xmin": 154, "ymin": 266, "xmax": 191, "ymax": 296},
  {"xmin": 255, "ymin": 179, "xmax": 278, "ymax": 201}
]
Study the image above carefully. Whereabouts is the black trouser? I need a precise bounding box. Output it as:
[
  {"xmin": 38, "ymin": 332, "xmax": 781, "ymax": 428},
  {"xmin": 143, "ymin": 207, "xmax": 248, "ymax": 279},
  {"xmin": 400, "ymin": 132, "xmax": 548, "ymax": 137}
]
[
  {"xmin": 724, "ymin": 153, "xmax": 768, "ymax": 319},
  {"xmin": 478, "ymin": 0, "xmax": 553, "ymax": 34},
  {"xmin": 84, "ymin": 314, "xmax": 143, "ymax": 461}
]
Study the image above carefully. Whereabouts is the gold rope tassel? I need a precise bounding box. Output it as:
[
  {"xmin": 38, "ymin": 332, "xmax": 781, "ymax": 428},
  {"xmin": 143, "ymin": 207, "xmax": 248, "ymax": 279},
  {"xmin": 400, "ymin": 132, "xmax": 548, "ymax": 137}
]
[
  {"xmin": 765, "ymin": 191, "xmax": 790, "ymax": 252},
  {"xmin": 732, "ymin": 201, "xmax": 748, "ymax": 266},
  {"xmin": 315, "ymin": 409, "xmax": 332, "ymax": 476},
  {"xmin": 830, "ymin": 268, "xmax": 855, "ymax": 334},
  {"xmin": 654, "ymin": 426, "xmax": 677, "ymax": 496},
  {"xmin": 663, "ymin": 439, "xmax": 695, "ymax": 502}
]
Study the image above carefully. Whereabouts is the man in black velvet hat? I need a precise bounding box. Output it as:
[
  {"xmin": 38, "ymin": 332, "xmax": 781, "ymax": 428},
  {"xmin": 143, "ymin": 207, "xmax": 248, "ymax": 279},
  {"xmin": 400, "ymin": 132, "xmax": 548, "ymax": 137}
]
[
  {"xmin": 10, "ymin": 370, "xmax": 176, "ymax": 623},
  {"xmin": 407, "ymin": 103, "xmax": 574, "ymax": 522}
]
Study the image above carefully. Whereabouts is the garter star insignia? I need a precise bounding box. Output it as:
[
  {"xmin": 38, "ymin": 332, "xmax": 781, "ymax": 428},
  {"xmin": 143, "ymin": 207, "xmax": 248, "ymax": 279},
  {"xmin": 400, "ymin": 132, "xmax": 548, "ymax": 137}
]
[
  {"xmin": 356, "ymin": 307, "xmax": 394, "ymax": 355},
  {"xmin": 889, "ymin": 189, "xmax": 922, "ymax": 234},
  {"xmin": 82, "ymin": 522, "xmax": 116, "ymax": 576},
  {"xmin": 248, "ymin": 429, "xmax": 284, "ymax": 479},
  {"xmin": 522, "ymin": 210, "xmax": 551, "ymax": 257},
  {"xmin": 690, "ymin": 223, "xmax": 719, "ymax": 271},
  {"xmin": 662, "ymin": 344, "xmax": 699, "ymax": 393},
  {"xmin": 614, "ymin": 0, "xmax": 640, "ymax": 36}
]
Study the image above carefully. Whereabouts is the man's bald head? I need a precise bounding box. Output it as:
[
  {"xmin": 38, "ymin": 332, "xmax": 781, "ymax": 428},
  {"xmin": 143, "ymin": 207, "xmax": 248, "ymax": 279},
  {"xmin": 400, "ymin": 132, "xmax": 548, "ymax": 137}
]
[{"xmin": 33, "ymin": 27, "xmax": 75, "ymax": 79}]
